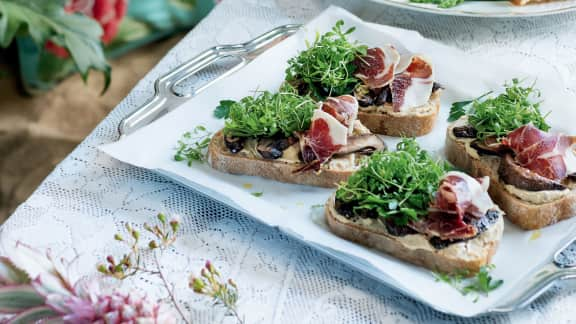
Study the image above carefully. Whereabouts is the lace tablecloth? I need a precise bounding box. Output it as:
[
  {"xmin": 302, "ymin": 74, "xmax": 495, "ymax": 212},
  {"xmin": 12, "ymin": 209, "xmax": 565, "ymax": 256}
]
[{"xmin": 3, "ymin": 0, "xmax": 576, "ymax": 322}]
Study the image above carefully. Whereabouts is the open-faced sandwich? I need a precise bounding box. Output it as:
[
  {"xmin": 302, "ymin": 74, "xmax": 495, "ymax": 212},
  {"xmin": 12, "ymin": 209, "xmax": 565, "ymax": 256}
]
[
  {"xmin": 325, "ymin": 139, "xmax": 503, "ymax": 274},
  {"xmin": 208, "ymin": 86, "xmax": 386, "ymax": 187},
  {"xmin": 284, "ymin": 20, "xmax": 442, "ymax": 137},
  {"xmin": 446, "ymin": 80, "xmax": 576, "ymax": 229}
]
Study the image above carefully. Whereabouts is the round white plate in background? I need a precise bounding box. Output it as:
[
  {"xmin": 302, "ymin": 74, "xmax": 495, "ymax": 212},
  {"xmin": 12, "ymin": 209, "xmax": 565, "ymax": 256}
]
[{"xmin": 370, "ymin": 0, "xmax": 576, "ymax": 17}]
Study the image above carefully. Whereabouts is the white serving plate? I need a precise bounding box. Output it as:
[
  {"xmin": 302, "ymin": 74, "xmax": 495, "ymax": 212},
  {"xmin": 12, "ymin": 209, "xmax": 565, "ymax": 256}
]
[
  {"xmin": 370, "ymin": 0, "xmax": 576, "ymax": 17},
  {"xmin": 100, "ymin": 6, "xmax": 576, "ymax": 317}
]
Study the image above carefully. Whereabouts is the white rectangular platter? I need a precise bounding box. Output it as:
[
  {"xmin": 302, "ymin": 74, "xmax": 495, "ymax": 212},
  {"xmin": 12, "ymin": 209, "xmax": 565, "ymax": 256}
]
[{"xmin": 100, "ymin": 6, "xmax": 576, "ymax": 317}]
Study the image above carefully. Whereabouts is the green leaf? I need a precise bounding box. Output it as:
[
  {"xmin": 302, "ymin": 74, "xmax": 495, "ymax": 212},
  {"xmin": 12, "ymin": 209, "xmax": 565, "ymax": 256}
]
[
  {"xmin": 0, "ymin": 257, "xmax": 30, "ymax": 285},
  {"xmin": 251, "ymin": 192, "xmax": 263, "ymax": 197},
  {"xmin": 106, "ymin": 16, "xmax": 152, "ymax": 50},
  {"xmin": 448, "ymin": 91, "xmax": 492, "ymax": 122},
  {"xmin": 214, "ymin": 100, "xmax": 235, "ymax": 119},
  {"xmin": 468, "ymin": 80, "xmax": 549, "ymax": 140},
  {"xmin": 409, "ymin": 0, "xmax": 464, "ymax": 8},
  {"xmin": 0, "ymin": 0, "xmax": 111, "ymax": 92},
  {"xmin": 8, "ymin": 306, "xmax": 58, "ymax": 324},
  {"xmin": 335, "ymin": 139, "xmax": 447, "ymax": 225},
  {"xmin": 174, "ymin": 126, "xmax": 212, "ymax": 166},
  {"xmin": 448, "ymin": 100, "xmax": 473, "ymax": 122},
  {"xmin": 0, "ymin": 285, "xmax": 45, "ymax": 313},
  {"xmin": 433, "ymin": 264, "xmax": 503, "ymax": 300},
  {"xmin": 169, "ymin": 0, "xmax": 197, "ymax": 10},
  {"xmin": 223, "ymin": 90, "xmax": 316, "ymax": 138},
  {"xmin": 37, "ymin": 50, "xmax": 76, "ymax": 82},
  {"xmin": 285, "ymin": 20, "xmax": 366, "ymax": 99}
]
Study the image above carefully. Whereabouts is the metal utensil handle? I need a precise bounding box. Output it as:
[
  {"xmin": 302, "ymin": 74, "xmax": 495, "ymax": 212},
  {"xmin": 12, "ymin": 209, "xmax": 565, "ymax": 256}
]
[
  {"xmin": 490, "ymin": 237, "xmax": 576, "ymax": 313},
  {"xmin": 490, "ymin": 264, "xmax": 576, "ymax": 313},
  {"xmin": 118, "ymin": 24, "xmax": 301, "ymax": 137}
]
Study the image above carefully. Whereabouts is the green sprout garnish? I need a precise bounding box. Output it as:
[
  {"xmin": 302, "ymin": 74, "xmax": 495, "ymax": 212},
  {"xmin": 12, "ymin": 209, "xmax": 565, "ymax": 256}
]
[
  {"xmin": 335, "ymin": 139, "xmax": 447, "ymax": 226},
  {"xmin": 285, "ymin": 20, "xmax": 367, "ymax": 99}
]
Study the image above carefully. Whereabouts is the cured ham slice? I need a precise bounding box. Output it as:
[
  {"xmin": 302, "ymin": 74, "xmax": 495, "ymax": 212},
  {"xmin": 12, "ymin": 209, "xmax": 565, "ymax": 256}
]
[
  {"xmin": 295, "ymin": 96, "xmax": 374, "ymax": 172},
  {"xmin": 410, "ymin": 171, "xmax": 494, "ymax": 240},
  {"xmin": 297, "ymin": 110, "xmax": 348, "ymax": 170},
  {"xmin": 321, "ymin": 95, "xmax": 359, "ymax": 134},
  {"xmin": 391, "ymin": 55, "xmax": 434, "ymax": 112},
  {"xmin": 354, "ymin": 46, "xmax": 400, "ymax": 89},
  {"xmin": 503, "ymin": 124, "xmax": 574, "ymax": 181},
  {"xmin": 433, "ymin": 171, "xmax": 493, "ymax": 219}
]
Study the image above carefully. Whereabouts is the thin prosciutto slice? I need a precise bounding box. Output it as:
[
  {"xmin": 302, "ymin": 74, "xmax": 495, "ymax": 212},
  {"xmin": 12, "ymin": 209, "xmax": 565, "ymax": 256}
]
[
  {"xmin": 391, "ymin": 55, "xmax": 434, "ymax": 112},
  {"xmin": 354, "ymin": 46, "xmax": 400, "ymax": 89},
  {"xmin": 321, "ymin": 95, "xmax": 358, "ymax": 134},
  {"xmin": 410, "ymin": 171, "xmax": 494, "ymax": 240},
  {"xmin": 298, "ymin": 108, "xmax": 348, "ymax": 165},
  {"xmin": 503, "ymin": 124, "xmax": 576, "ymax": 181},
  {"xmin": 297, "ymin": 96, "xmax": 361, "ymax": 171}
]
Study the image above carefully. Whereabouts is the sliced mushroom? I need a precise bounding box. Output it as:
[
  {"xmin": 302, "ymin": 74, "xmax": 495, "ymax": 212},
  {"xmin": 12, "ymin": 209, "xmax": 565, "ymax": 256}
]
[
  {"xmin": 432, "ymin": 82, "xmax": 444, "ymax": 92},
  {"xmin": 256, "ymin": 136, "xmax": 297, "ymax": 160},
  {"xmin": 354, "ymin": 85, "xmax": 374, "ymax": 107},
  {"xmin": 354, "ymin": 85, "xmax": 392, "ymax": 107},
  {"xmin": 373, "ymin": 86, "xmax": 392, "ymax": 106},
  {"xmin": 498, "ymin": 153, "xmax": 566, "ymax": 191},
  {"xmin": 355, "ymin": 91, "xmax": 374, "ymax": 107},
  {"xmin": 470, "ymin": 137, "xmax": 509, "ymax": 156},
  {"xmin": 452, "ymin": 125, "xmax": 477, "ymax": 139},
  {"xmin": 385, "ymin": 220, "xmax": 417, "ymax": 237},
  {"xmin": 224, "ymin": 135, "xmax": 245, "ymax": 153},
  {"xmin": 336, "ymin": 134, "xmax": 386, "ymax": 155}
]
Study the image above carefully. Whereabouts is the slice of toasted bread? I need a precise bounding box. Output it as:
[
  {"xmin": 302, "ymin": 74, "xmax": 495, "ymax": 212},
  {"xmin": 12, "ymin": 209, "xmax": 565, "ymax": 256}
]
[
  {"xmin": 208, "ymin": 131, "xmax": 361, "ymax": 188},
  {"xmin": 325, "ymin": 195, "xmax": 503, "ymax": 274},
  {"xmin": 445, "ymin": 121, "xmax": 576, "ymax": 230},
  {"xmin": 357, "ymin": 90, "xmax": 441, "ymax": 137},
  {"xmin": 510, "ymin": 0, "xmax": 550, "ymax": 6}
]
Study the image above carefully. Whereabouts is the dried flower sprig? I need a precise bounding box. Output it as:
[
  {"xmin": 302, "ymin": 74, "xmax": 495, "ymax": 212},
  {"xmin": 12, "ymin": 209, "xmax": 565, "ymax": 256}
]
[
  {"xmin": 97, "ymin": 212, "xmax": 191, "ymax": 323},
  {"xmin": 97, "ymin": 222, "xmax": 143, "ymax": 279},
  {"xmin": 97, "ymin": 213, "xmax": 180, "ymax": 279},
  {"xmin": 145, "ymin": 213, "xmax": 180, "ymax": 249},
  {"xmin": 190, "ymin": 261, "xmax": 243, "ymax": 324}
]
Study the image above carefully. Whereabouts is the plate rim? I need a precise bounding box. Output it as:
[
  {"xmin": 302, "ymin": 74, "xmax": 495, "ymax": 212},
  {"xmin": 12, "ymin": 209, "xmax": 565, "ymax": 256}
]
[{"xmin": 369, "ymin": 0, "xmax": 576, "ymax": 17}]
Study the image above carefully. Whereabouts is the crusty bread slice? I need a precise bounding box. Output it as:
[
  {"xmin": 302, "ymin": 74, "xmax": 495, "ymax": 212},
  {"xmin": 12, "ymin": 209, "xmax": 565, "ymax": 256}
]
[
  {"xmin": 207, "ymin": 131, "xmax": 358, "ymax": 188},
  {"xmin": 357, "ymin": 90, "xmax": 441, "ymax": 137},
  {"xmin": 325, "ymin": 194, "xmax": 503, "ymax": 275},
  {"xmin": 445, "ymin": 123, "xmax": 576, "ymax": 230},
  {"xmin": 510, "ymin": 0, "xmax": 550, "ymax": 6}
]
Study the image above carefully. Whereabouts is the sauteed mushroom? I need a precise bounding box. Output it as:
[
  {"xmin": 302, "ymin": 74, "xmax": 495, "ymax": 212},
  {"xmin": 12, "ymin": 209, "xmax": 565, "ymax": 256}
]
[
  {"xmin": 224, "ymin": 135, "xmax": 245, "ymax": 153},
  {"xmin": 498, "ymin": 154, "xmax": 566, "ymax": 191},
  {"xmin": 257, "ymin": 137, "xmax": 297, "ymax": 160},
  {"xmin": 452, "ymin": 125, "xmax": 477, "ymax": 139},
  {"xmin": 336, "ymin": 134, "xmax": 386, "ymax": 155},
  {"xmin": 470, "ymin": 137, "xmax": 509, "ymax": 156}
]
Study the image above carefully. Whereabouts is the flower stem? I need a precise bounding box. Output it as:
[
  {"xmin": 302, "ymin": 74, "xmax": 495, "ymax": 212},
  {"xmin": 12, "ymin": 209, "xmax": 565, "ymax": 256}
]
[
  {"xmin": 153, "ymin": 252, "xmax": 190, "ymax": 324},
  {"xmin": 229, "ymin": 306, "xmax": 245, "ymax": 324}
]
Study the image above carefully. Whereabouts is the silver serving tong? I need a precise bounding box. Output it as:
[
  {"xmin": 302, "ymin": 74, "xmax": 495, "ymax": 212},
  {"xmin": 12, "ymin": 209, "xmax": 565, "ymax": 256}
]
[
  {"xmin": 489, "ymin": 238, "xmax": 576, "ymax": 313},
  {"xmin": 118, "ymin": 24, "xmax": 302, "ymax": 137}
]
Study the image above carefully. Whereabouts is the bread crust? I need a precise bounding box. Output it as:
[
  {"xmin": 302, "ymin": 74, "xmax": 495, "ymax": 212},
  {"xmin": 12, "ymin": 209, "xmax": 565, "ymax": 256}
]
[
  {"xmin": 324, "ymin": 195, "xmax": 503, "ymax": 275},
  {"xmin": 510, "ymin": 0, "xmax": 550, "ymax": 6},
  {"xmin": 445, "ymin": 125, "xmax": 576, "ymax": 230},
  {"xmin": 357, "ymin": 90, "xmax": 441, "ymax": 137},
  {"xmin": 207, "ymin": 131, "xmax": 355, "ymax": 188}
]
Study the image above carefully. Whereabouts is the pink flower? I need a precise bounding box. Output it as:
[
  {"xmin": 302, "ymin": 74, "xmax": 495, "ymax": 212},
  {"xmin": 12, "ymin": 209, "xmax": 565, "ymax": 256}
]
[
  {"xmin": 46, "ymin": 0, "xmax": 128, "ymax": 58},
  {"xmin": 45, "ymin": 282, "xmax": 176, "ymax": 324}
]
